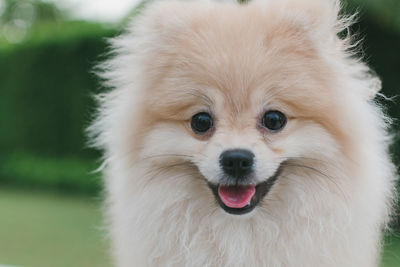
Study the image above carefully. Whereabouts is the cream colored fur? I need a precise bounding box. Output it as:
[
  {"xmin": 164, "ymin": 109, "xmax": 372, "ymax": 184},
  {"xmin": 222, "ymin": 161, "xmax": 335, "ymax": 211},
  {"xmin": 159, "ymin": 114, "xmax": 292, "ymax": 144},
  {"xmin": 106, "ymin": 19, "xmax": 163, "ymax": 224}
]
[{"xmin": 89, "ymin": 0, "xmax": 397, "ymax": 266}]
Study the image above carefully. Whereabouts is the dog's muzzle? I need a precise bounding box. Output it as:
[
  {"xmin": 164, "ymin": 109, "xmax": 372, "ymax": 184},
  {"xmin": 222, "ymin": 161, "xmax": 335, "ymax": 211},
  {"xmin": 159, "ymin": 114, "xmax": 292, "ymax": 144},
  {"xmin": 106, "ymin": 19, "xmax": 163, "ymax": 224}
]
[{"xmin": 208, "ymin": 150, "xmax": 284, "ymax": 215}]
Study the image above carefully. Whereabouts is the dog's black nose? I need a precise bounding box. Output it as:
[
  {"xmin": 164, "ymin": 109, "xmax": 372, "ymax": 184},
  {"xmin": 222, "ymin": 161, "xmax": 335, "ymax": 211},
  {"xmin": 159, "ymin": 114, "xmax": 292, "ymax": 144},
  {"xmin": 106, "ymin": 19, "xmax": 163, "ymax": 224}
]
[{"xmin": 220, "ymin": 149, "xmax": 254, "ymax": 178}]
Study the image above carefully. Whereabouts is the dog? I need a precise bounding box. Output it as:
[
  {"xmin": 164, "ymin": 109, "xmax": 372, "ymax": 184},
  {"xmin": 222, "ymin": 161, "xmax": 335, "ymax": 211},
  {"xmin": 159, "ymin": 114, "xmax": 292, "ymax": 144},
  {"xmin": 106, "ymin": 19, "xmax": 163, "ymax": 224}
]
[{"xmin": 89, "ymin": 0, "xmax": 396, "ymax": 266}]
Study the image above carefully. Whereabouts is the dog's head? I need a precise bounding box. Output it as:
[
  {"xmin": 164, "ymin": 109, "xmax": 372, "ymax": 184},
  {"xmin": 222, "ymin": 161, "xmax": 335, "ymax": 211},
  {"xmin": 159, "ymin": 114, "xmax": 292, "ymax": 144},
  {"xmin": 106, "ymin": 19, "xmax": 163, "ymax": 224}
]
[{"xmin": 94, "ymin": 0, "xmax": 382, "ymax": 216}]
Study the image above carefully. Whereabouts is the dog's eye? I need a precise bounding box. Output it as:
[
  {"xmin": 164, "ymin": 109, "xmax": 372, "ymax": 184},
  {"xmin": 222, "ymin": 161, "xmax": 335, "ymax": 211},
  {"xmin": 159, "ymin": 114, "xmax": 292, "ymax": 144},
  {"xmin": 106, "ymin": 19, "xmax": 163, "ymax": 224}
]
[
  {"xmin": 261, "ymin": 111, "xmax": 287, "ymax": 131},
  {"xmin": 191, "ymin": 112, "xmax": 213, "ymax": 134}
]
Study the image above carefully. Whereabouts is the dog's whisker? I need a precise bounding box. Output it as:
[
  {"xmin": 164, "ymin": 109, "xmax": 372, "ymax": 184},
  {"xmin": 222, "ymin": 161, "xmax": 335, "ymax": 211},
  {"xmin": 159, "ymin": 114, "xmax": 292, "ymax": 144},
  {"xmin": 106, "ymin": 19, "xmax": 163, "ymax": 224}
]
[
  {"xmin": 278, "ymin": 174, "xmax": 334, "ymax": 206},
  {"xmin": 281, "ymin": 163, "xmax": 348, "ymax": 201},
  {"xmin": 142, "ymin": 162, "xmax": 196, "ymax": 188},
  {"xmin": 140, "ymin": 154, "xmax": 194, "ymax": 161},
  {"xmin": 277, "ymin": 156, "xmax": 345, "ymax": 173}
]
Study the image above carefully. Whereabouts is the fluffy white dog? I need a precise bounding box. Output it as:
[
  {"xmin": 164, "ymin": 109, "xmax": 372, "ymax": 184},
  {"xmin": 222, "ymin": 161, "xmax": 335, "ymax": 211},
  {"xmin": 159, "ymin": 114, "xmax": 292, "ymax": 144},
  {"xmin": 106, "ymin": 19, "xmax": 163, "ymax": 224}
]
[{"xmin": 89, "ymin": 0, "xmax": 396, "ymax": 266}]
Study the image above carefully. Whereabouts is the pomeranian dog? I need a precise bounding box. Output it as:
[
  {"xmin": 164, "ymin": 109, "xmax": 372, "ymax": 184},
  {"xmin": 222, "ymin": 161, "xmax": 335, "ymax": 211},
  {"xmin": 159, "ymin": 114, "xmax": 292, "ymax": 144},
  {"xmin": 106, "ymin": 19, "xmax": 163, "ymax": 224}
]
[{"xmin": 89, "ymin": 0, "xmax": 396, "ymax": 266}]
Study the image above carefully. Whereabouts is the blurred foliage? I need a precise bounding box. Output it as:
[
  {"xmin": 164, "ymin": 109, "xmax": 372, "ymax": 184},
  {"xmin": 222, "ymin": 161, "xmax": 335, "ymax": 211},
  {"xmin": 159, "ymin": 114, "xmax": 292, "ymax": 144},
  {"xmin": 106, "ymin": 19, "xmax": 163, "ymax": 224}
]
[
  {"xmin": 0, "ymin": 20, "xmax": 115, "ymax": 194},
  {"xmin": 0, "ymin": 152, "xmax": 101, "ymax": 195},
  {"xmin": 0, "ymin": 20, "xmax": 115, "ymax": 50},
  {"xmin": 349, "ymin": 0, "xmax": 400, "ymax": 31},
  {"xmin": 0, "ymin": 21, "xmax": 114, "ymax": 156},
  {"xmin": 0, "ymin": 0, "xmax": 67, "ymax": 44},
  {"xmin": 0, "ymin": 0, "xmax": 64, "ymax": 23}
]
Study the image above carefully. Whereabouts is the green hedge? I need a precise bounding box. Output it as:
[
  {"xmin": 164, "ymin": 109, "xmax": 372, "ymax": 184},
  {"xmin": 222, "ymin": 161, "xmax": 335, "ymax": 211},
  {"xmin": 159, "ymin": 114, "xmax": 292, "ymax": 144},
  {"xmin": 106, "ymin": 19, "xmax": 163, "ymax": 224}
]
[
  {"xmin": 0, "ymin": 152, "xmax": 101, "ymax": 195},
  {"xmin": 0, "ymin": 21, "xmax": 115, "ymax": 194},
  {"xmin": 0, "ymin": 22, "xmax": 115, "ymax": 156}
]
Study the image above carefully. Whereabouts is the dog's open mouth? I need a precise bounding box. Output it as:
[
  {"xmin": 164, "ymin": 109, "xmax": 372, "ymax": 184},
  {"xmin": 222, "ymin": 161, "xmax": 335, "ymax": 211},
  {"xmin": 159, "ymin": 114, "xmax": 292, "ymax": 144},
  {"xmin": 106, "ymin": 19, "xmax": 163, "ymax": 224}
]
[
  {"xmin": 208, "ymin": 181, "xmax": 274, "ymax": 215},
  {"xmin": 208, "ymin": 166, "xmax": 283, "ymax": 215}
]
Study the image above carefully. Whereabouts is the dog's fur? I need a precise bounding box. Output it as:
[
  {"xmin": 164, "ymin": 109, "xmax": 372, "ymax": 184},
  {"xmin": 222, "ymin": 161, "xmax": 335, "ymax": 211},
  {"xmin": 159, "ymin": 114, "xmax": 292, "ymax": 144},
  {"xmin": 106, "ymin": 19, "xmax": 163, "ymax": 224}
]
[{"xmin": 89, "ymin": 0, "xmax": 396, "ymax": 266}]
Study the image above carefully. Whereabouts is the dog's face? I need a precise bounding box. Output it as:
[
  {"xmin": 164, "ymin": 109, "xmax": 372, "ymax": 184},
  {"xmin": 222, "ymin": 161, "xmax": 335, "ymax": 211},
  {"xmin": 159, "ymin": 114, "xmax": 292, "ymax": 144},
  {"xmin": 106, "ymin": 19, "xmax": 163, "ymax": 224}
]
[{"xmin": 128, "ymin": 1, "xmax": 352, "ymax": 216}]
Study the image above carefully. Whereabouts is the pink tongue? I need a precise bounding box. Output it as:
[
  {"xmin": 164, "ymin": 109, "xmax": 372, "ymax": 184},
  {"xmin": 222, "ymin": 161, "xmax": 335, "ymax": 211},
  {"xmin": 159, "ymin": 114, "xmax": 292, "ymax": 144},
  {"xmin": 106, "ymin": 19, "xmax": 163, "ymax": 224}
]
[{"xmin": 218, "ymin": 185, "xmax": 256, "ymax": 209}]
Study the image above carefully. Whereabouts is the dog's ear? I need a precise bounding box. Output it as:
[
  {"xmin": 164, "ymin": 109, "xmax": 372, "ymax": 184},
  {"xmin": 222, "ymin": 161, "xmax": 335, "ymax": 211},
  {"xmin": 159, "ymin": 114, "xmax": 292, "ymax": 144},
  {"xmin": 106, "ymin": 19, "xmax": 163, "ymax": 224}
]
[
  {"xmin": 281, "ymin": 0, "xmax": 383, "ymax": 101},
  {"xmin": 257, "ymin": 0, "xmax": 348, "ymax": 46},
  {"xmin": 283, "ymin": 0, "xmax": 383, "ymax": 101},
  {"xmin": 299, "ymin": 0, "xmax": 343, "ymax": 36},
  {"xmin": 119, "ymin": 0, "xmax": 205, "ymax": 77},
  {"xmin": 132, "ymin": 0, "xmax": 203, "ymax": 42}
]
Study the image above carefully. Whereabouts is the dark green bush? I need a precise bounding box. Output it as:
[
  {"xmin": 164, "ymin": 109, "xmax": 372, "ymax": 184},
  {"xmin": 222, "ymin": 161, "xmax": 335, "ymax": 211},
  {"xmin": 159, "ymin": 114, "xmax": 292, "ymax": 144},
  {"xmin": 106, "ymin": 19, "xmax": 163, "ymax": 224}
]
[
  {"xmin": 0, "ymin": 152, "xmax": 101, "ymax": 195},
  {"xmin": 0, "ymin": 22, "xmax": 116, "ymax": 157},
  {"xmin": 0, "ymin": 21, "xmax": 115, "ymax": 194}
]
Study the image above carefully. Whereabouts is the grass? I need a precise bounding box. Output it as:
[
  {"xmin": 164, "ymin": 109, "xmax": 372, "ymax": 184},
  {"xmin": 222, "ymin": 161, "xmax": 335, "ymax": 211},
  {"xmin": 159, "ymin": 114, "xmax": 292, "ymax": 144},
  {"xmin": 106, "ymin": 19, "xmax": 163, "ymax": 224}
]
[
  {"xmin": 0, "ymin": 188, "xmax": 399, "ymax": 267},
  {"xmin": 0, "ymin": 188, "xmax": 110, "ymax": 267},
  {"xmin": 382, "ymin": 232, "xmax": 400, "ymax": 267}
]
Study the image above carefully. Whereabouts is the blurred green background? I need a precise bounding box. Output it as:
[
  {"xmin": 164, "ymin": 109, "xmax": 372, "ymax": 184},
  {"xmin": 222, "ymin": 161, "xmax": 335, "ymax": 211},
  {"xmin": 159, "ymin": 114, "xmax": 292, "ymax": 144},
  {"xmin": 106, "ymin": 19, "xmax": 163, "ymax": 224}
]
[{"xmin": 0, "ymin": 0, "xmax": 399, "ymax": 266}]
